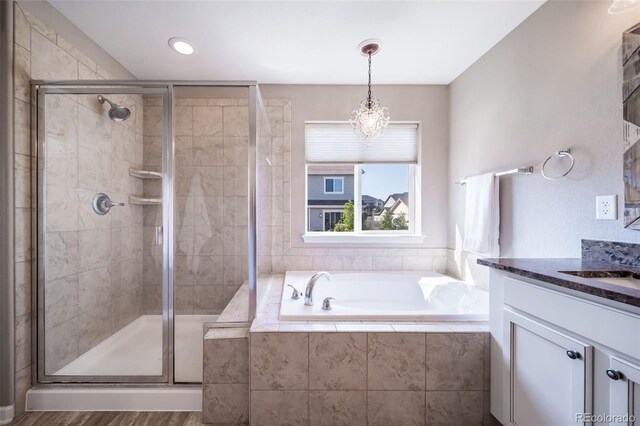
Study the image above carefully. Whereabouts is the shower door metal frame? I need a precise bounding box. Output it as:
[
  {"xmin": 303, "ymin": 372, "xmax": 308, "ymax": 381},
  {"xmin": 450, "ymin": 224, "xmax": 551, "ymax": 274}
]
[{"xmin": 31, "ymin": 80, "xmax": 259, "ymax": 385}]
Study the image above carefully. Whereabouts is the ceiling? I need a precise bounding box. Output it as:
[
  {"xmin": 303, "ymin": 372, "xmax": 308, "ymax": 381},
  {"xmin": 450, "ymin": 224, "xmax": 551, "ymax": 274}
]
[{"xmin": 50, "ymin": 0, "xmax": 545, "ymax": 84}]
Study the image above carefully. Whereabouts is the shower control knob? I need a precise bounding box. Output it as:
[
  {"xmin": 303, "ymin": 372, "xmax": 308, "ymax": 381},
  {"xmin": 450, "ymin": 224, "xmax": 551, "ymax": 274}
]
[{"xmin": 92, "ymin": 193, "xmax": 125, "ymax": 215}]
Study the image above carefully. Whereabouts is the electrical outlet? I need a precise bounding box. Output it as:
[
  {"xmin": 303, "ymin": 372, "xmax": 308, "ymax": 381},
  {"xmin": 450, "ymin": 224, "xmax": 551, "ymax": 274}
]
[{"xmin": 596, "ymin": 195, "xmax": 617, "ymax": 220}]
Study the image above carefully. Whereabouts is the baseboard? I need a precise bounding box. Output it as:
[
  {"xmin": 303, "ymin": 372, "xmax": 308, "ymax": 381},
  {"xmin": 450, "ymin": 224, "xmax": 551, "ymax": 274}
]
[
  {"xmin": 26, "ymin": 387, "xmax": 202, "ymax": 411},
  {"xmin": 0, "ymin": 404, "xmax": 15, "ymax": 425}
]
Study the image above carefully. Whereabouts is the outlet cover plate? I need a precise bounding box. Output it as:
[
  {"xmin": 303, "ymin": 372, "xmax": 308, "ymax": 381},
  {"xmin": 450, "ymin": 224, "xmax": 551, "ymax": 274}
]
[{"xmin": 596, "ymin": 195, "xmax": 617, "ymax": 220}]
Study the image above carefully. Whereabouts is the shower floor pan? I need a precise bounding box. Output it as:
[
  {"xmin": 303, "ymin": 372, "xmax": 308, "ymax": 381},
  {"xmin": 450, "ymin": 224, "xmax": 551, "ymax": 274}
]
[
  {"xmin": 27, "ymin": 314, "xmax": 217, "ymax": 411},
  {"xmin": 54, "ymin": 314, "xmax": 217, "ymax": 381}
]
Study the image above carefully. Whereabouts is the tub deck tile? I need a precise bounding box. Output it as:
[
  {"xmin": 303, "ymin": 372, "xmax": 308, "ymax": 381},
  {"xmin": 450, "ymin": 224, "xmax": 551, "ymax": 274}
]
[
  {"xmin": 334, "ymin": 324, "xmax": 395, "ymax": 332},
  {"xmin": 391, "ymin": 324, "xmax": 453, "ymax": 333},
  {"xmin": 278, "ymin": 323, "xmax": 337, "ymax": 332},
  {"xmin": 249, "ymin": 275, "xmax": 489, "ymax": 334}
]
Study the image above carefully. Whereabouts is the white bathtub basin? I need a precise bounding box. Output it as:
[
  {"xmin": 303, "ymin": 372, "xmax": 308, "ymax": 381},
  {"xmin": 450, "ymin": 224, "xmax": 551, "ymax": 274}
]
[{"xmin": 279, "ymin": 271, "xmax": 489, "ymax": 321}]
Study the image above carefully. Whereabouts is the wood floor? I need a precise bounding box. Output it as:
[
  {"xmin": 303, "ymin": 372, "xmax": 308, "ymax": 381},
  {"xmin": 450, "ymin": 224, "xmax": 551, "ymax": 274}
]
[{"xmin": 11, "ymin": 411, "xmax": 204, "ymax": 426}]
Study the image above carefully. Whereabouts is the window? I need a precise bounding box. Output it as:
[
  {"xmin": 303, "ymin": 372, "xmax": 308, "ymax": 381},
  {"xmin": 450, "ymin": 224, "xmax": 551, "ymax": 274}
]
[
  {"xmin": 304, "ymin": 122, "xmax": 422, "ymax": 242},
  {"xmin": 324, "ymin": 177, "xmax": 344, "ymax": 194},
  {"xmin": 323, "ymin": 210, "xmax": 343, "ymax": 231}
]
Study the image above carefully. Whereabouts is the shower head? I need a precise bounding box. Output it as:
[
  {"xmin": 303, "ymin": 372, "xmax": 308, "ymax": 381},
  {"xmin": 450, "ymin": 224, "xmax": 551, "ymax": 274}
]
[{"xmin": 97, "ymin": 95, "xmax": 131, "ymax": 122}]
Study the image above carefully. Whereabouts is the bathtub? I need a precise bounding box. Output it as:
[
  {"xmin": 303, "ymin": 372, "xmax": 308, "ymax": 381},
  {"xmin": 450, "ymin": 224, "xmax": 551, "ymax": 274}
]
[{"xmin": 279, "ymin": 271, "xmax": 489, "ymax": 321}]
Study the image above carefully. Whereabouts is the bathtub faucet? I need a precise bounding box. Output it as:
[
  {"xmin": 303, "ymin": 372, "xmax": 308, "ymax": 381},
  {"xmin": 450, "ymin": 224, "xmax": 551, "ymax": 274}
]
[{"xmin": 304, "ymin": 271, "xmax": 333, "ymax": 306}]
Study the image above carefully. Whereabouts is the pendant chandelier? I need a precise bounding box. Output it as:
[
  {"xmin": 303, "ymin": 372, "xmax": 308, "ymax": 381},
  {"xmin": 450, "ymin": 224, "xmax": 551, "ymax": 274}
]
[{"xmin": 350, "ymin": 39, "xmax": 390, "ymax": 144}]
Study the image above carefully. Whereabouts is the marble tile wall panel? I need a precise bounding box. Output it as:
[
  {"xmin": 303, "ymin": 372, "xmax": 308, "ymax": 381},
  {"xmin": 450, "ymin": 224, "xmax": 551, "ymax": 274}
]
[
  {"xmin": 13, "ymin": 7, "xmax": 33, "ymax": 412},
  {"xmin": 203, "ymin": 327, "xmax": 249, "ymax": 424},
  {"xmin": 146, "ymin": 98, "xmax": 253, "ymax": 315},
  {"xmin": 11, "ymin": 5, "xmax": 149, "ymax": 412},
  {"xmin": 246, "ymin": 330, "xmax": 491, "ymax": 425},
  {"xmin": 37, "ymin": 31, "xmax": 144, "ymax": 375}
]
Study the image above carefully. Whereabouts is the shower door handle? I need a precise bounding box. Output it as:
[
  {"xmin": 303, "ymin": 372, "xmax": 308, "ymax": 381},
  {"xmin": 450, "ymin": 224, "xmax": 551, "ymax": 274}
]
[{"xmin": 155, "ymin": 226, "xmax": 163, "ymax": 245}]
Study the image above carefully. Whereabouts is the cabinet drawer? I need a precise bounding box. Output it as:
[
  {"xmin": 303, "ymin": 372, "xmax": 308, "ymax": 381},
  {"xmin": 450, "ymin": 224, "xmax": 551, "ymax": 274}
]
[{"xmin": 504, "ymin": 277, "xmax": 640, "ymax": 361}]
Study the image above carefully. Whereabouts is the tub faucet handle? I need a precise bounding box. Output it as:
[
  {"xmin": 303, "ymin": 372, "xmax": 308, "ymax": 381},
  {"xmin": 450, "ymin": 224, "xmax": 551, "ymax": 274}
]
[
  {"xmin": 322, "ymin": 297, "xmax": 336, "ymax": 311},
  {"xmin": 287, "ymin": 284, "xmax": 300, "ymax": 300}
]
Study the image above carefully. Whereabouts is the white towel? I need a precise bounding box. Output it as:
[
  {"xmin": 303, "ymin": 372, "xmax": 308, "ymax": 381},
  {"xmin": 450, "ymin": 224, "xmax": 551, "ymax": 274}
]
[{"xmin": 463, "ymin": 173, "xmax": 500, "ymax": 257}]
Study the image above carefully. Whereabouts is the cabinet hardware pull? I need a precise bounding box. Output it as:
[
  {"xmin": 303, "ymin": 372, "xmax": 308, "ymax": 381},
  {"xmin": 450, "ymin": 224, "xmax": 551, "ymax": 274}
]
[
  {"xmin": 566, "ymin": 350, "xmax": 580, "ymax": 360},
  {"xmin": 606, "ymin": 369, "xmax": 622, "ymax": 381}
]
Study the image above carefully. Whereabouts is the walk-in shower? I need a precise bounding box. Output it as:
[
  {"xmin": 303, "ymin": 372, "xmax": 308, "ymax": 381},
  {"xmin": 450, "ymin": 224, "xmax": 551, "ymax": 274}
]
[{"xmin": 31, "ymin": 81, "xmax": 267, "ymax": 388}]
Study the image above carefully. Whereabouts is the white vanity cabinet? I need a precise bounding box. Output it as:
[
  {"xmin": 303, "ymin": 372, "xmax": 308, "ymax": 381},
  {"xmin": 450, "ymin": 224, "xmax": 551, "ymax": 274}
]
[
  {"xmin": 503, "ymin": 309, "xmax": 592, "ymax": 425},
  {"xmin": 489, "ymin": 269, "xmax": 640, "ymax": 426},
  {"xmin": 608, "ymin": 356, "xmax": 640, "ymax": 424}
]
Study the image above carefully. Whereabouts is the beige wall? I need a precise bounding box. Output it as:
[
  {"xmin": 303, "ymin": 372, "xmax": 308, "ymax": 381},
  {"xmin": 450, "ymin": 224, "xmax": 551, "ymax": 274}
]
[{"xmin": 449, "ymin": 0, "xmax": 640, "ymax": 283}]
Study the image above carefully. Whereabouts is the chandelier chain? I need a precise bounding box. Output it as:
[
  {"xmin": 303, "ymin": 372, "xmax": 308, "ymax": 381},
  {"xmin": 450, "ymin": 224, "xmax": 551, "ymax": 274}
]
[
  {"xmin": 349, "ymin": 41, "xmax": 390, "ymax": 142},
  {"xmin": 367, "ymin": 53, "xmax": 372, "ymax": 109}
]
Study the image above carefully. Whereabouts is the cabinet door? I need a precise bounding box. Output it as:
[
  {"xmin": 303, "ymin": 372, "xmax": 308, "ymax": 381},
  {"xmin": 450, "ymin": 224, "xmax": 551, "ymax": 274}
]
[
  {"xmin": 504, "ymin": 309, "xmax": 593, "ymax": 426},
  {"xmin": 608, "ymin": 356, "xmax": 640, "ymax": 425}
]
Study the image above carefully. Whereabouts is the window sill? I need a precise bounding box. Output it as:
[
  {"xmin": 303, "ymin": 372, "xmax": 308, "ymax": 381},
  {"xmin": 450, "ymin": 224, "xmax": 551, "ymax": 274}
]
[{"xmin": 302, "ymin": 233, "xmax": 426, "ymax": 244}]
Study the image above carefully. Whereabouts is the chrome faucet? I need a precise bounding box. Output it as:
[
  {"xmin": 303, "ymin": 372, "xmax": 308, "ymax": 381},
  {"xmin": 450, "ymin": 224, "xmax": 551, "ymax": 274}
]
[{"xmin": 304, "ymin": 271, "xmax": 333, "ymax": 306}]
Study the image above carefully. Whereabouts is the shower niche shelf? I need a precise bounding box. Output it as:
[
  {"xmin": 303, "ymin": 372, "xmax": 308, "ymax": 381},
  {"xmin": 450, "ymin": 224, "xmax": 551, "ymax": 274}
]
[
  {"xmin": 129, "ymin": 168, "xmax": 162, "ymax": 179},
  {"xmin": 129, "ymin": 196, "xmax": 162, "ymax": 206}
]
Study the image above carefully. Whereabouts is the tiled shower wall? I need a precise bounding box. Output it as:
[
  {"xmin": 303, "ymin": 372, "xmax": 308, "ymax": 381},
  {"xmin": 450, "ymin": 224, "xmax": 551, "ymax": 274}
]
[
  {"xmin": 12, "ymin": 2, "xmax": 132, "ymax": 412},
  {"xmin": 139, "ymin": 96, "xmax": 164, "ymax": 314},
  {"xmin": 43, "ymin": 91, "xmax": 145, "ymax": 374},
  {"xmin": 257, "ymin": 98, "xmax": 452, "ymax": 275},
  {"xmin": 142, "ymin": 97, "xmax": 252, "ymax": 314}
]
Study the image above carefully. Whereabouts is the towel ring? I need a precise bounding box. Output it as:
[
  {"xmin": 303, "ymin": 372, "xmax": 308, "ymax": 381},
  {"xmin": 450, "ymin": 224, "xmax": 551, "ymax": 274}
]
[{"xmin": 541, "ymin": 149, "xmax": 574, "ymax": 180}]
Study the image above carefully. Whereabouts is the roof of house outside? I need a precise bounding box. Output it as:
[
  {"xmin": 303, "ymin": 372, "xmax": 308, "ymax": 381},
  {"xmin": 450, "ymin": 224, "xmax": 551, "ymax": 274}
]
[
  {"xmin": 362, "ymin": 195, "xmax": 383, "ymax": 204},
  {"xmin": 383, "ymin": 192, "xmax": 409, "ymax": 207}
]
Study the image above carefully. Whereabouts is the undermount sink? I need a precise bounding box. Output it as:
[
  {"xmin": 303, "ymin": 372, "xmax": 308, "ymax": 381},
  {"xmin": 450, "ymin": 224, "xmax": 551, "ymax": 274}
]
[{"xmin": 559, "ymin": 270, "xmax": 640, "ymax": 290}]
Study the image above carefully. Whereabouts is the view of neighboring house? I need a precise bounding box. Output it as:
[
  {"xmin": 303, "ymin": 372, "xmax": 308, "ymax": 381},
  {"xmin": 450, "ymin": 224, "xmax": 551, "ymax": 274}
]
[
  {"xmin": 362, "ymin": 195, "xmax": 384, "ymax": 212},
  {"xmin": 366, "ymin": 192, "xmax": 410, "ymax": 228},
  {"xmin": 383, "ymin": 192, "xmax": 409, "ymax": 217},
  {"xmin": 307, "ymin": 166, "xmax": 385, "ymax": 231},
  {"xmin": 307, "ymin": 165, "xmax": 355, "ymax": 231}
]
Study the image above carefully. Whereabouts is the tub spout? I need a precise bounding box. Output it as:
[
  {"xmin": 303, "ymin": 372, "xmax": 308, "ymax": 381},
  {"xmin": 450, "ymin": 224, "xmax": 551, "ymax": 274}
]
[{"xmin": 304, "ymin": 271, "xmax": 332, "ymax": 306}]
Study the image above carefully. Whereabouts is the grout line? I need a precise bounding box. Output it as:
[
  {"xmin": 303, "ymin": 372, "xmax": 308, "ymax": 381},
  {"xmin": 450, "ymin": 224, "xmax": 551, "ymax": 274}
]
[
  {"xmin": 307, "ymin": 331, "xmax": 310, "ymax": 423},
  {"xmin": 425, "ymin": 332, "xmax": 428, "ymax": 392},
  {"xmin": 365, "ymin": 331, "xmax": 369, "ymax": 425}
]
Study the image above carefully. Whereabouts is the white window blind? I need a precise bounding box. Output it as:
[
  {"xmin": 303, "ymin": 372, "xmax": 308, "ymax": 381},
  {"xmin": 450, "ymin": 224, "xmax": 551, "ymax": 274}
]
[{"xmin": 305, "ymin": 122, "xmax": 419, "ymax": 163}]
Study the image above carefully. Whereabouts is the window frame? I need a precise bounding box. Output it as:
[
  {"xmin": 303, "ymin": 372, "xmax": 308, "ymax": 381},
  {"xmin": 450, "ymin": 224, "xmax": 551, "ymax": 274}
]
[
  {"xmin": 323, "ymin": 177, "xmax": 344, "ymax": 194},
  {"xmin": 354, "ymin": 164, "xmax": 416, "ymax": 235},
  {"xmin": 303, "ymin": 121, "xmax": 423, "ymax": 244}
]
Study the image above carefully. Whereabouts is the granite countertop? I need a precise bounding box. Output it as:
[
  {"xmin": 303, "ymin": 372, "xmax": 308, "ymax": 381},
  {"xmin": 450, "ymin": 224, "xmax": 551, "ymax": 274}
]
[{"xmin": 478, "ymin": 258, "xmax": 640, "ymax": 308}]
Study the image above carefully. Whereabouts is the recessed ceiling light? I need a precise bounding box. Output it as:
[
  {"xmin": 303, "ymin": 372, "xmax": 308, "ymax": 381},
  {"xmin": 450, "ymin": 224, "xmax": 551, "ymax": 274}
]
[
  {"xmin": 168, "ymin": 37, "xmax": 195, "ymax": 55},
  {"xmin": 608, "ymin": 0, "xmax": 640, "ymax": 14}
]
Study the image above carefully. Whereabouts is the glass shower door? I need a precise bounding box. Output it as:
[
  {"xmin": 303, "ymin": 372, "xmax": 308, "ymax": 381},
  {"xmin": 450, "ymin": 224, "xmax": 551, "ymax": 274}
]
[
  {"xmin": 36, "ymin": 86, "xmax": 170, "ymax": 382},
  {"xmin": 172, "ymin": 86, "xmax": 253, "ymax": 383}
]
